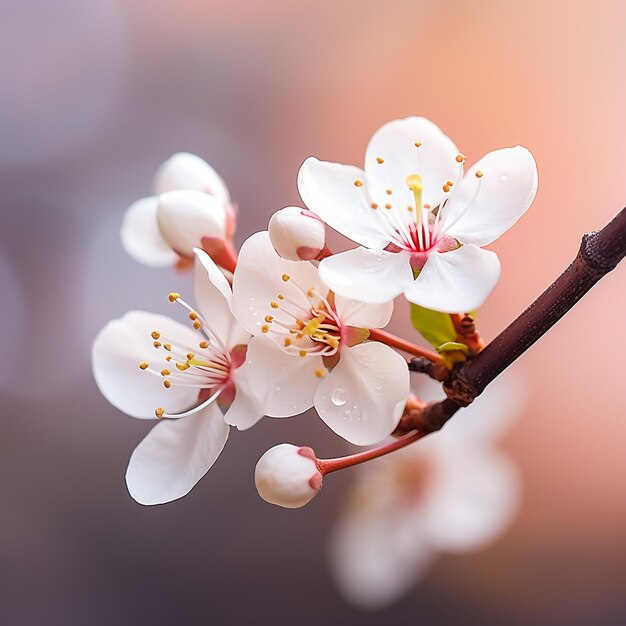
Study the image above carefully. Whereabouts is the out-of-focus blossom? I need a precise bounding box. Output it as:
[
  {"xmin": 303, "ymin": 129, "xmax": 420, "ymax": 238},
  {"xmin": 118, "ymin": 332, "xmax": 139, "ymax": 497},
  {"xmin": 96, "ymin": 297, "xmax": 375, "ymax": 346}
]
[
  {"xmin": 120, "ymin": 153, "xmax": 237, "ymax": 272},
  {"xmin": 255, "ymin": 444, "xmax": 323, "ymax": 509},
  {"xmin": 268, "ymin": 206, "xmax": 326, "ymax": 261},
  {"xmin": 298, "ymin": 117, "xmax": 537, "ymax": 312},
  {"xmin": 92, "ymin": 251, "xmax": 254, "ymax": 505},
  {"xmin": 228, "ymin": 231, "xmax": 409, "ymax": 445},
  {"xmin": 328, "ymin": 377, "xmax": 522, "ymax": 608}
]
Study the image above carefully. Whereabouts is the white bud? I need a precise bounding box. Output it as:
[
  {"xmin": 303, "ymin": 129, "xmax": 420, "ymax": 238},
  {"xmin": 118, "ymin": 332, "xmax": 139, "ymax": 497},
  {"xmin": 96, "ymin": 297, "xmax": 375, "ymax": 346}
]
[
  {"xmin": 154, "ymin": 152, "xmax": 230, "ymax": 206},
  {"xmin": 255, "ymin": 443, "xmax": 323, "ymax": 509},
  {"xmin": 156, "ymin": 190, "xmax": 227, "ymax": 257},
  {"xmin": 268, "ymin": 206, "xmax": 326, "ymax": 261}
]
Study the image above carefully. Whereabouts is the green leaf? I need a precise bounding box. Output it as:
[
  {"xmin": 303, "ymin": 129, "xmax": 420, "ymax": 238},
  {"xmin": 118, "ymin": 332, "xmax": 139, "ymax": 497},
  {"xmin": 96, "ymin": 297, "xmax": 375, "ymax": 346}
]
[
  {"xmin": 410, "ymin": 304, "xmax": 457, "ymax": 348},
  {"xmin": 435, "ymin": 341, "xmax": 470, "ymax": 355}
]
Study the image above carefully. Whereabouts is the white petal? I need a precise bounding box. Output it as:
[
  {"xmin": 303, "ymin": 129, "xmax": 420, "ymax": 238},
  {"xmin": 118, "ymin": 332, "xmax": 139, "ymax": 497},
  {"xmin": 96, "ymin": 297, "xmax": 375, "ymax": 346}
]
[
  {"xmin": 329, "ymin": 495, "xmax": 433, "ymax": 608},
  {"xmin": 154, "ymin": 152, "xmax": 230, "ymax": 205},
  {"xmin": 441, "ymin": 146, "xmax": 538, "ymax": 246},
  {"xmin": 223, "ymin": 369, "xmax": 264, "ymax": 430},
  {"xmin": 92, "ymin": 311, "xmax": 200, "ymax": 419},
  {"xmin": 156, "ymin": 190, "xmax": 227, "ymax": 258},
  {"xmin": 364, "ymin": 117, "xmax": 460, "ymax": 210},
  {"xmin": 297, "ymin": 157, "xmax": 389, "ymax": 248},
  {"xmin": 126, "ymin": 404, "xmax": 229, "ymax": 505},
  {"xmin": 232, "ymin": 231, "xmax": 326, "ymax": 335},
  {"xmin": 422, "ymin": 449, "xmax": 520, "ymax": 552},
  {"xmin": 227, "ymin": 336, "xmax": 321, "ymax": 419},
  {"xmin": 314, "ymin": 342, "xmax": 409, "ymax": 445},
  {"xmin": 318, "ymin": 247, "xmax": 412, "ymax": 304},
  {"xmin": 268, "ymin": 206, "xmax": 326, "ymax": 261},
  {"xmin": 120, "ymin": 197, "xmax": 178, "ymax": 267},
  {"xmin": 405, "ymin": 246, "xmax": 501, "ymax": 313},
  {"xmin": 333, "ymin": 295, "xmax": 393, "ymax": 329},
  {"xmin": 193, "ymin": 249, "xmax": 249, "ymax": 348}
]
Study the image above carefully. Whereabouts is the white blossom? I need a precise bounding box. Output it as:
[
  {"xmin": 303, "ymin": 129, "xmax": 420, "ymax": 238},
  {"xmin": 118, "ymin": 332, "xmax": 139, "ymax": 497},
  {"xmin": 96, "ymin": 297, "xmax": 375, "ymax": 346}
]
[{"xmin": 298, "ymin": 117, "xmax": 537, "ymax": 312}]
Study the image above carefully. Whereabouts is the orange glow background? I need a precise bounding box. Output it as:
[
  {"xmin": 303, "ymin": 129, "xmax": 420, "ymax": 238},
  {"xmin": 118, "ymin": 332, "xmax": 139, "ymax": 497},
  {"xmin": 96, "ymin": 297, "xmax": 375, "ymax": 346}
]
[{"xmin": 1, "ymin": 0, "xmax": 625, "ymax": 623}]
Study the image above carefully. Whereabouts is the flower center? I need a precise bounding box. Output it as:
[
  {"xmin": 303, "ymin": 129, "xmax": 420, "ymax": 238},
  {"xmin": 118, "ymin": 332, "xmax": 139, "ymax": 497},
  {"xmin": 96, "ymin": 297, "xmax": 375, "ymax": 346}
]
[
  {"xmin": 139, "ymin": 292, "xmax": 234, "ymax": 418},
  {"xmin": 261, "ymin": 274, "xmax": 342, "ymax": 377}
]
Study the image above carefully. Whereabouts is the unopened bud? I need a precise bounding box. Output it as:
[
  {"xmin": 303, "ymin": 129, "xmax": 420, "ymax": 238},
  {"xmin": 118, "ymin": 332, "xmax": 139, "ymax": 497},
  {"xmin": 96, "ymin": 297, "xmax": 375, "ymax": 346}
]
[
  {"xmin": 156, "ymin": 190, "xmax": 227, "ymax": 257},
  {"xmin": 154, "ymin": 152, "xmax": 230, "ymax": 206},
  {"xmin": 268, "ymin": 207, "xmax": 326, "ymax": 261},
  {"xmin": 255, "ymin": 444, "xmax": 323, "ymax": 509}
]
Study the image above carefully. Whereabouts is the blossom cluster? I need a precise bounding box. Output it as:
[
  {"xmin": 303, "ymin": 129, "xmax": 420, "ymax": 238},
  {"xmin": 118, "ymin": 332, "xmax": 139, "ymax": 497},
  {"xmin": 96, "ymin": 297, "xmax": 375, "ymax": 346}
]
[{"xmin": 92, "ymin": 117, "xmax": 536, "ymax": 603}]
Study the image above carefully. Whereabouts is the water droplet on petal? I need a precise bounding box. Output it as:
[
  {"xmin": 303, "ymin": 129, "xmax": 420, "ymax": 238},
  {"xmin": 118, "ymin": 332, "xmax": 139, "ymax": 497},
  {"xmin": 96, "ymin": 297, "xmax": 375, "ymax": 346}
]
[
  {"xmin": 331, "ymin": 388, "xmax": 347, "ymax": 407},
  {"xmin": 500, "ymin": 172, "xmax": 508, "ymax": 182}
]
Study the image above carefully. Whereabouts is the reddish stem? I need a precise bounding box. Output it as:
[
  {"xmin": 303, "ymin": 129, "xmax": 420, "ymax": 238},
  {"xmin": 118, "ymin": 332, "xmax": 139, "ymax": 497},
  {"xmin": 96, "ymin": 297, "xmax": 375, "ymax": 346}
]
[
  {"xmin": 368, "ymin": 327, "xmax": 443, "ymax": 363},
  {"xmin": 317, "ymin": 430, "xmax": 426, "ymax": 475},
  {"xmin": 450, "ymin": 313, "xmax": 464, "ymax": 335}
]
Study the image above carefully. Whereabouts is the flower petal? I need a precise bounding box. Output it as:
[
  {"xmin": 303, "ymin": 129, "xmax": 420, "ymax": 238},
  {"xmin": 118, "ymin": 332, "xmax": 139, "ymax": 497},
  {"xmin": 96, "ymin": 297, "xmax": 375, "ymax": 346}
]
[
  {"xmin": 318, "ymin": 247, "xmax": 412, "ymax": 304},
  {"xmin": 232, "ymin": 231, "xmax": 325, "ymax": 335},
  {"xmin": 441, "ymin": 146, "xmax": 538, "ymax": 246},
  {"xmin": 329, "ymin": 491, "xmax": 433, "ymax": 608},
  {"xmin": 154, "ymin": 152, "xmax": 230, "ymax": 206},
  {"xmin": 92, "ymin": 311, "xmax": 200, "ymax": 419},
  {"xmin": 193, "ymin": 249, "xmax": 249, "ymax": 348},
  {"xmin": 156, "ymin": 190, "xmax": 227, "ymax": 258},
  {"xmin": 364, "ymin": 117, "xmax": 460, "ymax": 210},
  {"xmin": 223, "ymin": 369, "xmax": 265, "ymax": 430},
  {"xmin": 125, "ymin": 403, "xmax": 229, "ymax": 505},
  {"xmin": 120, "ymin": 197, "xmax": 178, "ymax": 267},
  {"xmin": 227, "ymin": 335, "xmax": 321, "ymax": 420},
  {"xmin": 405, "ymin": 246, "xmax": 501, "ymax": 313},
  {"xmin": 421, "ymin": 449, "xmax": 520, "ymax": 552},
  {"xmin": 333, "ymin": 294, "xmax": 393, "ymax": 330},
  {"xmin": 314, "ymin": 342, "xmax": 409, "ymax": 445},
  {"xmin": 297, "ymin": 157, "xmax": 389, "ymax": 248}
]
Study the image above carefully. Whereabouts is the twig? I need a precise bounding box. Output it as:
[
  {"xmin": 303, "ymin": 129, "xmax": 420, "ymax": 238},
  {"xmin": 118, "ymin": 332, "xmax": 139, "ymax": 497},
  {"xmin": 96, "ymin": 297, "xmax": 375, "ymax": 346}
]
[{"xmin": 397, "ymin": 207, "xmax": 626, "ymax": 435}]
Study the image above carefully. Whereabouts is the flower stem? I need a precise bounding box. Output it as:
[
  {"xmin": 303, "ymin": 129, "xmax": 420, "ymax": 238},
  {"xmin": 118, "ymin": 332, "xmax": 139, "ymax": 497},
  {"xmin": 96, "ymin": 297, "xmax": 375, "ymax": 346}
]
[
  {"xmin": 368, "ymin": 328, "xmax": 443, "ymax": 363},
  {"xmin": 317, "ymin": 430, "xmax": 426, "ymax": 475}
]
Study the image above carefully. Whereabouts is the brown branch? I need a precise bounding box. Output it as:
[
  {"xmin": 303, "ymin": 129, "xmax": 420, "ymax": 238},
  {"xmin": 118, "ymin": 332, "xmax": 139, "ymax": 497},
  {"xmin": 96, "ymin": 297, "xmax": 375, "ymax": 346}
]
[{"xmin": 397, "ymin": 206, "xmax": 626, "ymax": 435}]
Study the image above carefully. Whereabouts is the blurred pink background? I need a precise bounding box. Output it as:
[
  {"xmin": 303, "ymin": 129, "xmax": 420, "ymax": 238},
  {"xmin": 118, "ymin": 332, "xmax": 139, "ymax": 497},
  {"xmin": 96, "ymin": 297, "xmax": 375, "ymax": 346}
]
[{"xmin": 1, "ymin": 0, "xmax": 625, "ymax": 623}]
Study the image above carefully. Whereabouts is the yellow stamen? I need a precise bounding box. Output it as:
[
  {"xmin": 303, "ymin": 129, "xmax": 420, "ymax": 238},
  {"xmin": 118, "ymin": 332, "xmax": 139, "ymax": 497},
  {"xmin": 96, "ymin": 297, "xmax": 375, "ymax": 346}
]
[
  {"xmin": 155, "ymin": 407, "xmax": 165, "ymax": 418},
  {"xmin": 189, "ymin": 311, "xmax": 198, "ymax": 321},
  {"xmin": 153, "ymin": 341, "xmax": 161, "ymax": 348},
  {"xmin": 261, "ymin": 324, "xmax": 270, "ymax": 333},
  {"xmin": 176, "ymin": 363, "xmax": 190, "ymax": 371},
  {"xmin": 455, "ymin": 153, "xmax": 466, "ymax": 163},
  {"xmin": 277, "ymin": 294, "xmax": 285, "ymax": 300},
  {"xmin": 151, "ymin": 331, "xmax": 160, "ymax": 340},
  {"xmin": 270, "ymin": 301, "xmax": 279, "ymax": 309},
  {"xmin": 193, "ymin": 321, "xmax": 202, "ymax": 330},
  {"xmin": 299, "ymin": 350, "xmax": 307, "ymax": 357},
  {"xmin": 168, "ymin": 292, "xmax": 180, "ymax": 303},
  {"xmin": 354, "ymin": 179, "xmax": 364, "ymax": 187},
  {"xmin": 414, "ymin": 141, "xmax": 422, "ymax": 147},
  {"xmin": 264, "ymin": 315, "xmax": 274, "ymax": 323},
  {"xmin": 475, "ymin": 170, "xmax": 484, "ymax": 178},
  {"xmin": 281, "ymin": 274, "xmax": 290, "ymax": 282},
  {"xmin": 139, "ymin": 362, "xmax": 149, "ymax": 370},
  {"xmin": 199, "ymin": 341, "xmax": 209, "ymax": 349},
  {"xmin": 164, "ymin": 343, "xmax": 172, "ymax": 351},
  {"xmin": 284, "ymin": 338, "xmax": 292, "ymax": 347},
  {"xmin": 406, "ymin": 173, "xmax": 423, "ymax": 214},
  {"xmin": 163, "ymin": 380, "xmax": 171, "ymax": 389},
  {"xmin": 161, "ymin": 369, "xmax": 170, "ymax": 376},
  {"xmin": 376, "ymin": 157, "xmax": 384, "ymax": 164},
  {"xmin": 371, "ymin": 202, "xmax": 378, "ymax": 209},
  {"xmin": 315, "ymin": 368, "xmax": 326, "ymax": 378}
]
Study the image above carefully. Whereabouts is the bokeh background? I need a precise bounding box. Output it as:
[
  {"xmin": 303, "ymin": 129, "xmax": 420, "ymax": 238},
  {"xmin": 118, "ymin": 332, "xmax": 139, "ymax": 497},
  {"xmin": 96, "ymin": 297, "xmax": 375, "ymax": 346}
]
[{"xmin": 2, "ymin": 0, "xmax": 626, "ymax": 624}]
